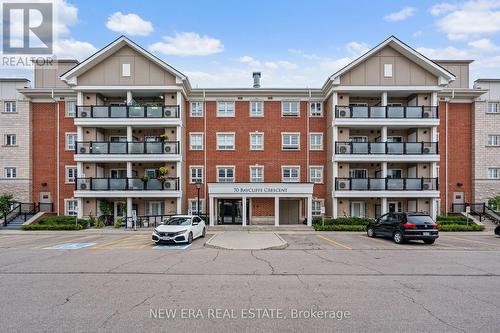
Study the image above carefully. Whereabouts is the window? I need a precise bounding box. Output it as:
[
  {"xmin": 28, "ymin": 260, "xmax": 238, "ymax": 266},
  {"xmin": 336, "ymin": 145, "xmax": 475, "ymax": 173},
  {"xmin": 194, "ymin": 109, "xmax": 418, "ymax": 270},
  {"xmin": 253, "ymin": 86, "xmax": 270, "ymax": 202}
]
[
  {"xmin": 350, "ymin": 136, "xmax": 368, "ymax": 143},
  {"xmin": 189, "ymin": 133, "xmax": 204, "ymax": 150},
  {"xmin": 65, "ymin": 166, "xmax": 77, "ymax": 184},
  {"xmin": 488, "ymin": 168, "xmax": 500, "ymax": 179},
  {"xmin": 282, "ymin": 166, "xmax": 300, "ymax": 182},
  {"xmin": 250, "ymin": 101, "xmax": 264, "ymax": 117},
  {"xmin": 250, "ymin": 166, "xmax": 264, "ymax": 183},
  {"xmin": 122, "ymin": 63, "xmax": 131, "ymax": 77},
  {"xmin": 487, "ymin": 102, "xmax": 499, "ymax": 113},
  {"xmin": 190, "ymin": 166, "xmax": 204, "ymax": 184},
  {"xmin": 65, "ymin": 199, "xmax": 78, "ymax": 216},
  {"xmin": 217, "ymin": 101, "xmax": 235, "ymax": 117},
  {"xmin": 384, "ymin": 63, "xmax": 393, "ymax": 77},
  {"xmin": 65, "ymin": 101, "xmax": 76, "ymax": 117},
  {"xmin": 4, "ymin": 167, "xmax": 16, "ymax": 178},
  {"xmin": 309, "ymin": 166, "xmax": 323, "ymax": 184},
  {"xmin": 217, "ymin": 133, "xmax": 235, "ymax": 150},
  {"xmin": 3, "ymin": 101, "xmax": 16, "ymax": 113},
  {"xmin": 387, "ymin": 169, "xmax": 402, "ymax": 179},
  {"xmin": 65, "ymin": 133, "xmax": 77, "ymax": 151},
  {"xmin": 487, "ymin": 135, "xmax": 500, "ymax": 146},
  {"xmin": 309, "ymin": 133, "xmax": 323, "ymax": 150},
  {"xmin": 190, "ymin": 101, "xmax": 204, "ymax": 117},
  {"xmin": 282, "ymin": 101, "xmax": 299, "ymax": 116},
  {"xmin": 189, "ymin": 199, "xmax": 205, "ymax": 215},
  {"xmin": 350, "ymin": 169, "xmax": 367, "ymax": 178},
  {"xmin": 4, "ymin": 134, "xmax": 16, "ymax": 146},
  {"xmin": 217, "ymin": 166, "xmax": 235, "ymax": 183},
  {"xmin": 250, "ymin": 132, "xmax": 264, "ymax": 150},
  {"xmin": 312, "ymin": 200, "xmax": 324, "ymax": 216},
  {"xmin": 310, "ymin": 102, "xmax": 322, "ymax": 117},
  {"xmin": 282, "ymin": 133, "xmax": 300, "ymax": 150}
]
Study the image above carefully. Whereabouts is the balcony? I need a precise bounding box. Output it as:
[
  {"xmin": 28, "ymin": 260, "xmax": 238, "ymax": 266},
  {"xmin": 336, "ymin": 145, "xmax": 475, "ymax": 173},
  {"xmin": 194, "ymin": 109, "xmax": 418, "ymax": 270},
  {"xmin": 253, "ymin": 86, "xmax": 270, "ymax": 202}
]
[
  {"xmin": 335, "ymin": 177, "xmax": 438, "ymax": 191},
  {"xmin": 75, "ymin": 141, "xmax": 180, "ymax": 155},
  {"xmin": 76, "ymin": 105, "xmax": 180, "ymax": 118},
  {"xmin": 335, "ymin": 106, "xmax": 438, "ymax": 119},
  {"xmin": 335, "ymin": 142, "xmax": 438, "ymax": 155},
  {"xmin": 75, "ymin": 177, "xmax": 179, "ymax": 191}
]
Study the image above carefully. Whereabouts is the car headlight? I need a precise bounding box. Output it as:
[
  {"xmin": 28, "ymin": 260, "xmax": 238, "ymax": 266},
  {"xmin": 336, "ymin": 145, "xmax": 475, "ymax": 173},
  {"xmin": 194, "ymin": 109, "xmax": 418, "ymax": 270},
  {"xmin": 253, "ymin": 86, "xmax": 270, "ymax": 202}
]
[
  {"xmin": 174, "ymin": 230, "xmax": 188, "ymax": 236},
  {"xmin": 153, "ymin": 229, "xmax": 161, "ymax": 235}
]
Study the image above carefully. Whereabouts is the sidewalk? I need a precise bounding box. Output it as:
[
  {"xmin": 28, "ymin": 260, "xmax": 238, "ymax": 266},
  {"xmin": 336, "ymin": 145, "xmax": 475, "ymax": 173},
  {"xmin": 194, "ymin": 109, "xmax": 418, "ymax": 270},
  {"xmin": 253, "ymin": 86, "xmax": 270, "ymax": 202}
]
[{"xmin": 205, "ymin": 231, "xmax": 288, "ymax": 250}]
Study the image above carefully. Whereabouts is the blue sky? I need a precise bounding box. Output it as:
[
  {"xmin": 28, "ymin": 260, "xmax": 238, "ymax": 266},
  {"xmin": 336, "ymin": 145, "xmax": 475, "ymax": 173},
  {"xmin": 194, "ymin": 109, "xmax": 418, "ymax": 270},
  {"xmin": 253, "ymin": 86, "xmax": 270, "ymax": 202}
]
[{"xmin": 3, "ymin": 0, "xmax": 500, "ymax": 87}]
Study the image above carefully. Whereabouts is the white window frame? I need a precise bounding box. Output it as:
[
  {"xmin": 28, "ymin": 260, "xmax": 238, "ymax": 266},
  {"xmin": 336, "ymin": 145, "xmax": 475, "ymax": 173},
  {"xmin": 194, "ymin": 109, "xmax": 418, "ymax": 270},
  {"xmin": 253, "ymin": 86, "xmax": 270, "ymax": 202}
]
[
  {"xmin": 4, "ymin": 167, "xmax": 16, "ymax": 178},
  {"xmin": 309, "ymin": 166, "xmax": 324, "ymax": 184},
  {"xmin": 249, "ymin": 132, "xmax": 264, "ymax": 151},
  {"xmin": 309, "ymin": 102, "xmax": 322, "ymax": 117},
  {"xmin": 189, "ymin": 133, "xmax": 204, "ymax": 151},
  {"xmin": 3, "ymin": 101, "xmax": 16, "ymax": 113},
  {"xmin": 250, "ymin": 101, "xmax": 264, "ymax": 117},
  {"xmin": 312, "ymin": 199, "xmax": 324, "ymax": 216},
  {"xmin": 122, "ymin": 63, "xmax": 131, "ymax": 77},
  {"xmin": 249, "ymin": 165, "xmax": 264, "ymax": 183},
  {"xmin": 217, "ymin": 166, "xmax": 235, "ymax": 183},
  {"xmin": 64, "ymin": 199, "xmax": 78, "ymax": 216},
  {"xmin": 189, "ymin": 166, "xmax": 204, "ymax": 184},
  {"xmin": 488, "ymin": 167, "xmax": 500, "ymax": 179},
  {"xmin": 188, "ymin": 199, "xmax": 205, "ymax": 215},
  {"xmin": 282, "ymin": 166, "xmax": 300, "ymax": 182},
  {"xmin": 282, "ymin": 101, "xmax": 300, "ymax": 117},
  {"xmin": 65, "ymin": 166, "xmax": 77, "ymax": 184},
  {"xmin": 217, "ymin": 101, "xmax": 235, "ymax": 117},
  {"xmin": 4, "ymin": 134, "xmax": 16, "ymax": 146},
  {"xmin": 487, "ymin": 102, "xmax": 500, "ymax": 114},
  {"xmin": 216, "ymin": 132, "xmax": 235, "ymax": 150},
  {"xmin": 309, "ymin": 133, "xmax": 323, "ymax": 151},
  {"xmin": 65, "ymin": 133, "xmax": 77, "ymax": 151},
  {"xmin": 65, "ymin": 100, "xmax": 76, "ymax": 117},
  {"xmin": 190, "ymin": 101, "xmax": 204, "ymax": 117},
  {"xmin": 487, "ymin": 135, "xmax": 500, "ymax": 146},
  {"xmin": 282, "ymin": 132, "xmax": 300, "ymax": 150},
  {"xmin": 384, "ymin": 63, "xmax": 393, "ymax": 77}
]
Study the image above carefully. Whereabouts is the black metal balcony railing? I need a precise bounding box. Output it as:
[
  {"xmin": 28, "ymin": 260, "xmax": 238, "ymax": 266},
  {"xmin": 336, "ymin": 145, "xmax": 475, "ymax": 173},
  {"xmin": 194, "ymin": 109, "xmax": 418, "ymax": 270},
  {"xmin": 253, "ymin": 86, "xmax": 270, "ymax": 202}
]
[
  {"xmin": 76, "ymin": 105, "xmax": 180, "ymax": 118},
  {"xmin": 75, "ymin": 141, "xmax": 180, "ymax": 155},
  {"xmin": 335, "ymin": 177, "xmax": 438, "ymax": 191},
  {"xmin": 335, "ymin": 106, "xmax": 438, "ymax": 119},
  {"xmin": 335, "ymin": 142, "xmax": 439, "ymax": 155},
  {"xmin": 75, "ymin": 177, "xmax": 180, "ymax": 191}
]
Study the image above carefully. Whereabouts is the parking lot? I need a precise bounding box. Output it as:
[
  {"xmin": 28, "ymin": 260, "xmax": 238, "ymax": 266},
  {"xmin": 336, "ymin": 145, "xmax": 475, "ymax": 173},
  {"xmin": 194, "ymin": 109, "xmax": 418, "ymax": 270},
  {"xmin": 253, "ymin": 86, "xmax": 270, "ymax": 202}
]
[{"xmin": 1, "ymin": 230, "xmax": 499, "ymax": 332}]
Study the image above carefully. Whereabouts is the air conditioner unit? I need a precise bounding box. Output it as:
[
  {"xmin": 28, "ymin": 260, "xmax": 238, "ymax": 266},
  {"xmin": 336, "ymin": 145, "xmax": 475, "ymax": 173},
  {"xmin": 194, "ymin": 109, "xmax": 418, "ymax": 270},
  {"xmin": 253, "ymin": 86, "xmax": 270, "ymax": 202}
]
[
  {"xmin": 422, "ymin": 180, "xmax": 433, "ymax": 190},
  {"xmin": 337, "ymin": 179, "xmax": 350, "ymax": 190},
  {"xmin": 337, "ymin": 106, "xmax": 350, "ymax": 118},
  {"xmin": 81, "ymin": 111, "xmax": 88, "ymax": 118},
  {"xmin": 164, "ymin": 109, "xmax": 172, "ymax": 117},
  {"xmin": 423, "ymin": 147, "xmax": 430, "ymax": 154},
  {"xmin": 422, "ymin": 110, "xmax": 431, "ymax": 118},
  {"xmin": 79, "ymin": 147, "xmax": 87, "ymax": 154},
  {"xmin": 79, "ymin": 183, "xmax": 87, "ymax": 190},
  {"xmin": 338, "ymin": 144, "xmax": 349, "ymax": 154},
  {"xmin": 164, "ymin": 182, "xmax": 171, "ymax": 189},
  {"xmin": 164, "ymin": 146, "xmax": 171, "ymax": 153}
]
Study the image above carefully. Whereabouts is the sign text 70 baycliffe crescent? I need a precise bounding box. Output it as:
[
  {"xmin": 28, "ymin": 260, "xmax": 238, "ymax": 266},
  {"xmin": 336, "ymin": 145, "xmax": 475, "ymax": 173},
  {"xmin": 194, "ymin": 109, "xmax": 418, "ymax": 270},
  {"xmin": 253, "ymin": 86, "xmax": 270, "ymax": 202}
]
[{"xmin": 233, "ymin": 187, "xmax": 288, "ymax": 193}]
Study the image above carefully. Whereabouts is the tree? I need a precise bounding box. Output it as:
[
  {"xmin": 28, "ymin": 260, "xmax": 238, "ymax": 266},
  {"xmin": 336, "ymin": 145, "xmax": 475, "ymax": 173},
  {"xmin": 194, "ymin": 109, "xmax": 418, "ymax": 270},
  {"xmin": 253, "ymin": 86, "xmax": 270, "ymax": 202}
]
[
  {"xmin": 488, "ymin": 195, "xmax": 500, "ymax": 211},
  {"xmin": 0, "ymin": 193, "xmax": 14, "ymax": 215}
]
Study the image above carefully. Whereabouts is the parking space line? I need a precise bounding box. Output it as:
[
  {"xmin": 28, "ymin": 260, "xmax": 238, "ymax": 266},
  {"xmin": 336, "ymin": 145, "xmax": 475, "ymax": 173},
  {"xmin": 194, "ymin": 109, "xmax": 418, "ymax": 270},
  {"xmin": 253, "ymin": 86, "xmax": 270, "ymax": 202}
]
[
  {"xmin": 317, "ymin": 235, "xmax": 352, "ymax": 250},
  {"xmin": 444, "ymin": 235, "xmax": 500, "ymax": 248},
  {"xmin": 91, "ymin": 235, "xmax": 139, "ymax": 249},
  {"xmin": 356, "ymin": 235, "xmax": 396, "ymax": 248},
  {"xmin": 31, "ymin": 235, "xmax": 101, "ymax": 249}
]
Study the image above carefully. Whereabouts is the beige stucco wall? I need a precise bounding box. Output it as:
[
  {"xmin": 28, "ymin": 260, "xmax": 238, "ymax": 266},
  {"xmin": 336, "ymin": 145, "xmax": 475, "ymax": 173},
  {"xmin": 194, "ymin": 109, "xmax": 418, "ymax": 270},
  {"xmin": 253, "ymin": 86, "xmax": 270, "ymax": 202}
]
[
  {"xmin": 34, "ymin": 60, "xmax": 78, "ymax": 88},
  {"xmin": 435, "ymin": 61, "xmax": 470, "ymax": 89},
  {"xmin": 340, "ymin": 46, "xmax": 438, "ymax": 86}
]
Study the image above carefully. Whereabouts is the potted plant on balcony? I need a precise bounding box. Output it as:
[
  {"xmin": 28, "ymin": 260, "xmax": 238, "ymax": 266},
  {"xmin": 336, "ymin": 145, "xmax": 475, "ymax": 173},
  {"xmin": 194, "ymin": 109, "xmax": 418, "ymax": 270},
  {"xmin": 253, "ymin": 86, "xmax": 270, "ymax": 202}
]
[
  {"xmin": 156, "ymin": 167, "xmax": 169, "ymax": 182},
  {"xmin": 159, "ymin": 134, "xmax": 168, "ymax": 142},
  {"xmin": 141, "ymin": 175, "xmax": 150, "ymax": 183}
]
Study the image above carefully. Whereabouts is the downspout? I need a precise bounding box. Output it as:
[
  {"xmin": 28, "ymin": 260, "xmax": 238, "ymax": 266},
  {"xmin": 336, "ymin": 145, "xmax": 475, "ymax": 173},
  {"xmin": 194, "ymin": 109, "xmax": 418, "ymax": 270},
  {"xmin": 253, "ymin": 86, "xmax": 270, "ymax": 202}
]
[
  {"xmin": 203, "ymin": 89, "xmax": 207, "ymax": 215},
  {"xmin": 307, "ymin": 89, "xmax": 311, "ymax": 219},
  {"xmin": 445, "ymin": 99, "xmax": 449, "ymax": 216},
  {"xmin": 52, "ymin": 89, "xmax": 60, "ymax": 215}
]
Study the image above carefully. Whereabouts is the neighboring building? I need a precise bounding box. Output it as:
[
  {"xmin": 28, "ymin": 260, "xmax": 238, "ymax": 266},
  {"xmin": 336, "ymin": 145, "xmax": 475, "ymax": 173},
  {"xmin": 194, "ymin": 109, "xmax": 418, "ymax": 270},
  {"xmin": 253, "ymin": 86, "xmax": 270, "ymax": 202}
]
[
  {"xmin": 16, "ymin": 35, "xmax": 491, "ymax": 225},
  {"xmin": 0, "ymin": 78, "xmax": 31, "ymax": 203},
  {"xmin": 471, "ymin": 79, "xmax": 500, "ymax": 204}
]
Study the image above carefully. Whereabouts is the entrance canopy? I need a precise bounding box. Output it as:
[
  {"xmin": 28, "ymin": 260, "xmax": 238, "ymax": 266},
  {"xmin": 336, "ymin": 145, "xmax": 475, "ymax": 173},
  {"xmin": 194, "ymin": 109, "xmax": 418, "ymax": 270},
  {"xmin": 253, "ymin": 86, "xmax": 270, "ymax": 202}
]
[{"xmin": 207, "ymin": 183, "xmax": 314, "ymax": 227}]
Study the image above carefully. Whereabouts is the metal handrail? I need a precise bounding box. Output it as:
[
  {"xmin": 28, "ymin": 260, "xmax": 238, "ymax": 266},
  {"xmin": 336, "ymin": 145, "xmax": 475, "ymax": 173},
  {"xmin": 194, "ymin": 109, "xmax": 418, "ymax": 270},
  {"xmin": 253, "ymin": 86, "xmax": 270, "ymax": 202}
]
[
  {"xmin": 335, "ymin": 105, "xmax": 439, "ymax": 119},
  {"xmin": 76, "ymin": 105, "xmax": 180, "ymax": 118},
  {"xmin": 75, "ymin": 141, "xmax": 180, "ymax": 155},
  {"xmin": 335, "ymin": 177, "xmax": 439, "ymax": 191},
  {"xmin": 75, "ymin": 177, "xmax": 180, "ymax": 191},
  {"xmin": 335, "ymin": 141, "xmax": 439, "ymax": 154}
]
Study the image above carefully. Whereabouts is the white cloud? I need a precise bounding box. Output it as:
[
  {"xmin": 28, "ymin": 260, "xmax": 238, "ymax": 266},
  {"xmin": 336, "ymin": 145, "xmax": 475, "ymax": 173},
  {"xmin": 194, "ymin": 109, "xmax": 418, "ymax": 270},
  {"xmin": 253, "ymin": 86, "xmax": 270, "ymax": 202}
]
[
  {"xmin": 413, "ymin": 30, "xmax": 423, "ymax": 38},
  {"xmin": 384, "ymin": 7, "xmax": 416, "ymax": 21},
  {"xmin": 53, "ymin": 0, "xmax": 78, "ymax": 36},
  {"xmin": 431, "ymin": 1, "xmax": 500, "ymax": 40},
  {"xmin": 53, "ymin": 39, "xmax": 97, "ymax": 60},
  {"xmin": 149, "ymin": 32, "xmax": 223, "ymax": 56},
  {"xmin": 468, "ymin": 38, "xmax": 499, "ymax": 51},
  {"xmin": 265, "ymin": 61, "xmax": 298, "ymax": 70},
  {"xmin": 345, "ymin": 41, "xmax": 369, "ymax": 56},
  {"xmin": 239, "ymin": 55, "xmax": 261, "ymax": 67},
  {"xmin": 416, "ymin": 46, "xmax": 470, "ymax": 59},
  {"xmin": 105, "ymin": 12, "xmax": 154, "ymax": 36}
]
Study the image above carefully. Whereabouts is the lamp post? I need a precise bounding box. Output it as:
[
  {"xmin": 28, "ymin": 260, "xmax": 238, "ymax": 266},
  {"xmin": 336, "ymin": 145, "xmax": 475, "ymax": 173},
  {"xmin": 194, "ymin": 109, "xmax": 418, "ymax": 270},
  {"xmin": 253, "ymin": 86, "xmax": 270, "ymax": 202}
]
[{"xmin": 195, "ymin": 181, "xmax": 203, "ymax": 216}]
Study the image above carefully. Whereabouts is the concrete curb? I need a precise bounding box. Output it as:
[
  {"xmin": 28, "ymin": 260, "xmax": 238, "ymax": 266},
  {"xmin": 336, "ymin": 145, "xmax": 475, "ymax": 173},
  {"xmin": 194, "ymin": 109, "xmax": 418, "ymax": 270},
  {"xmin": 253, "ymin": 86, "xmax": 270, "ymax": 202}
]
[{"xmin": 204, "ymin": 232, "xmax": 288, "ymax": 250}]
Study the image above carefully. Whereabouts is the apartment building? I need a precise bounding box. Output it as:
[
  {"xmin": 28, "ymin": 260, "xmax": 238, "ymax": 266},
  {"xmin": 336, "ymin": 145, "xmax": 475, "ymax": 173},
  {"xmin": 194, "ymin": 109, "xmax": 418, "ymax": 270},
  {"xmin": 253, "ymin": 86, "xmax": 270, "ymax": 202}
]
[
  {"xmin": 16, "ymin": 35, "xmax": 489, "ymax": 225},
  {"xmin": 471, "ymin": 79, "xmax": 500, "ymax": 204},
  {"xmin": 0, "ymin": 78, "xmax": 31, "ymax": 203}
]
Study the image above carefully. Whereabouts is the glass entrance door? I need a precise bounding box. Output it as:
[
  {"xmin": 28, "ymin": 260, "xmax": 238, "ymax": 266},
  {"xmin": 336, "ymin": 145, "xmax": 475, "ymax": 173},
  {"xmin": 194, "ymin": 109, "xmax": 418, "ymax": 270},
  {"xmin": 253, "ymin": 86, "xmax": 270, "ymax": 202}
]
[{"xmin": 218, "ymin": 199, "xmax": 243, "ymax": 225}]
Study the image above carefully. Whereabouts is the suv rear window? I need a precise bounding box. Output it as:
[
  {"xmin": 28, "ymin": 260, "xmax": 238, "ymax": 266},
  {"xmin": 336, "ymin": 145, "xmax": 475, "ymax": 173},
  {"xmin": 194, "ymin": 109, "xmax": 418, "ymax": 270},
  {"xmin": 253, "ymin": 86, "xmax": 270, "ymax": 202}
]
[{"xmin": 407, "ymin": 215, "xmax": 434, "ymax": 224}]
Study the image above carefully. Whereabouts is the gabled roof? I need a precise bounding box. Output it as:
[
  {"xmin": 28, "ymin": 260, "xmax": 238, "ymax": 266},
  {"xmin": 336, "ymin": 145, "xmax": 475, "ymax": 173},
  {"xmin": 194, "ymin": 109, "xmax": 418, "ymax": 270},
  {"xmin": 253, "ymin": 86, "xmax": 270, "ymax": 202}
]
[
  {"xmin": 59, "ymin": 35, "xmax": 189, "ymax": 86},
  {"xmin": 325, "ymin": 36, "xmax": 456, "ymax": 87}
]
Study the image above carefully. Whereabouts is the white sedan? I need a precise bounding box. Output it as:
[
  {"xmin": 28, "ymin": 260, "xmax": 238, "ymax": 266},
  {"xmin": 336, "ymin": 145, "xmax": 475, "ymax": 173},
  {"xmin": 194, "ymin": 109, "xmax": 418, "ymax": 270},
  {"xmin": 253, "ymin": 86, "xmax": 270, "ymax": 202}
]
[{"xmin": 152, "ymin": 215, "xmax": 206, "ymax": 244}]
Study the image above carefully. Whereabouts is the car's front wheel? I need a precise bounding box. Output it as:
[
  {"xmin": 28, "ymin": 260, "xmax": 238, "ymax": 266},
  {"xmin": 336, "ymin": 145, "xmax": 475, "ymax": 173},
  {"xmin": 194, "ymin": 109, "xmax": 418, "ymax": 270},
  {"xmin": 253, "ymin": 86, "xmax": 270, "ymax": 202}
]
[
  {"xmin": 393, "ymin": 231, "xmax": 404, "ymax": 244},
  {"xmin": 201, "ymin": 227, "xmax": 206, "ymax": 238},
  {"xmin": 367, "ymin": 227, "xmax": 375, "ymax": 238},
  {"xmin": 495, "ymin": 226, "xmax": 500, "ymax": 236},
  {"xmin": 423, "ymin": 239, "xmax": 435, "ymax": 245},
  {"xmin": 187, "ymin": 232, "xmax": 193, "ymax": 244}
]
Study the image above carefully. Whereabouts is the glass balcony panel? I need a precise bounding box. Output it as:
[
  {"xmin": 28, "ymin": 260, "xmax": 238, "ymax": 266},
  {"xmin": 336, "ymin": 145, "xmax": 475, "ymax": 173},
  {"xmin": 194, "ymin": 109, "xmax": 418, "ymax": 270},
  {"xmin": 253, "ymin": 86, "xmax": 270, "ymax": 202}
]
[
  {"xmin": 370, "ymin": 142, "xmax": 385, "ymax": 154},
  {"xmin": 370, "ymin": 106, "xmax": 386, "ymax": 118},
  {"xmin": 387, "ymin": 106, "xmax": 404, "ymax": 118},
  {"xmin": 129, "ymin": 106, "xmax": 144, "ymax": 118},
  {"xmin": 146, "ymin": 106, "xmax": 163, "ymax": 118},
  {"xmin": 387, "ymin": 178, "xmax": 404, "ymax": 190},
  {"xmin": 406, "ymin": 143, "xmax": 422, "ymax": 154},
  {"xmin": 351, "ymin": 178, "xmax": 368, "ymax": 190},
  {"xmin": 109, "ymin": 142, "xmax": 126, "ymax": 154},
  {"xmin": 406, "ymin": 179, "xmax": 422, "ymax": 190},
  {"xmin": 147, "ymin": 179, "xmax": 163, "ymax": 190},
  {"xmin": 145, "ymin": 142, "xmax": 163, "ymax": 154},
  {"xmin": 351, "ymin": 106, "xmax": 368, "ymax": 118},
  {"xmin": 93, "ymin": 106, "xmax": 109, "ymax": 117},
  {"xmin": 128, "ymin": 142, "xmax": 143, "ymax": 154},
  {"xmin": 91, "ymin": 142, "xmax": 108, "ymax": 154},
  {"xmin": 109, "ymin": 179, "xmax": 127, "ymax": 190},
  {"xmin": 370, "ymin": 178, "xmax": 385, "ymax": 190},
  {"xmin": 92, "ymin": 179, "xmax": 109, "ymax": 191},
  {"xmin": 406, "ymin": 107, "xmax": 422, "ymax": 118},
  {"xmin": 387, "ymin": 142, "xmax": 404, "ymax": 154},
  {"xmin": 351, "ymin": 142, "xmax": 369, "ymax": 154},
  {"xmin": 110, "ymin": 106, "xmax": 126, "ymax": 118},
  {"xmin": 129, "ymin": 179, "xmax": 144, "ymax": 190}
]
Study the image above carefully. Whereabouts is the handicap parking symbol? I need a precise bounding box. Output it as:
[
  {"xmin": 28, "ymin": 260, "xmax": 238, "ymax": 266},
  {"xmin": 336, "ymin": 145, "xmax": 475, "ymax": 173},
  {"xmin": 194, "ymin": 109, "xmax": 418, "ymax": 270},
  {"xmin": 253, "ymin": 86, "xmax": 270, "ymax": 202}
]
[
  {"xmin": 153, "ymin": 244, "xmax": 191, "ymax": 250},
  {"xmin": 44, "ymin": 243, "xmax": 96, "ymax": 250}
]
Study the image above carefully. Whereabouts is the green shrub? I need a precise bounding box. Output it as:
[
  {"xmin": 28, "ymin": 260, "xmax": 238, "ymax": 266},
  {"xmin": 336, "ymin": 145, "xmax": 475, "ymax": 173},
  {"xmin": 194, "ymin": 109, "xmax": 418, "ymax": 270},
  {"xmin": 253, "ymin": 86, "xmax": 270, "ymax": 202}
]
[
  {"xmin": 439, "ymin": 224, "xmax": 485, "ymax": 232},
  {"xmin": 437, "ymin": 215, "xmax": 468, "ymax": 223},
  {"xmin": 92, "ymin": 217, "xmax": 105, "ymax": 229},
  {"xmin": 313, "ymin": 217, "xmax": 372, "ymax": 226},
  {"xmin": 114, "ymin": 218, "xmax": 122, "ymax": 229},
  {"xmin": 313, "ymin": 224, "xmax": 366, "ymax": 231},
  {"xmin": 22, "ymin": 223, "xmax": 83, "ymax": 231},
  {"xmin": 39, "ymin": 216, "xmax": 87, "ymax": 225}
]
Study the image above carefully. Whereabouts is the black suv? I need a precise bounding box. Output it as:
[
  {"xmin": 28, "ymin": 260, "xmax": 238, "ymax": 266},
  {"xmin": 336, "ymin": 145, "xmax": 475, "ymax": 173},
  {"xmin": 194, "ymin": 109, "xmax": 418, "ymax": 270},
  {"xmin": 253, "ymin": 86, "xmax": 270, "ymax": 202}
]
[{"xmin": 366, "ymin": 212, "xmax": 439, "ymax": 244}]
